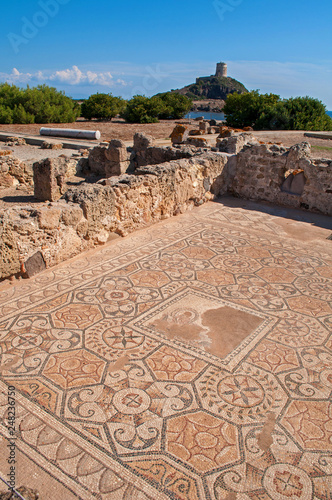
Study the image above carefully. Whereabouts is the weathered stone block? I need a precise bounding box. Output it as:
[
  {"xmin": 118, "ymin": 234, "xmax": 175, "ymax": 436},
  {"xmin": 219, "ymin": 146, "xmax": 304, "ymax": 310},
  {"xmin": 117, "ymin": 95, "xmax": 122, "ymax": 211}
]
[
  {"xmin": 24, "ymin": 251, "xmax": 46, "ymax": 278},
  {"xmin": 88, "ymin": 146, "xmax": 110, "ymax": 176},
  {"xmin": 199, "ymin": 121, "xmax": 209, "ymax": 133},
  {"xmin": 33, "ymin": 158, "xmax": 70, "ymax": 201},
  {"xmin": 133, "ymin": 133, "xmax": 154, "ymax": 151},
  {"xmin": 103, "ymin": 140, "xmax": 131, "ymax": 177},
  {"xmin": 59, "ymin": 203, "xmax": 85, "ymax": 228},
  {"xmin": 0, "ymin": 156, "xmax": 33, "ymax": 185},
  {"xmin": 37, "ymin": 207, "xmax": 62, "ymax": 230},
  {"xmin": 0, "ymin": 173, "xmax": 19, "ymax": 188},
  {"xmin": 105, "ymin": 140, "xmax": 129, "ymax": 162},
  {"xmin": 41, "ymin": 141, "xmax": 63, "ymax": 150},
  {"xmin": 286, "ymin": 142, "xmax": 311, "ymax": 169},
  {"xmin": 186, "ymin": 137, "xmax": 208, "ymax": 147},
  {"xmin": 6, "ymin": 137, "xmax": 26, "ymax": 146},
  {"xmin": 217, "ymin": 133, "xmax": 258, "ymax": 154},
  {"xmin": 0, "ymin": 222, "xmax": 21, "ymax": 279},
  {"xmin": 218, "ymin": 128, "xmax": 235, "ymax": 138},
  {"xmin": 170, "ymin": 125, "xmax": 189, "ymax": 145},
  {"xmin": 281, "ymin": 171, "xmax": 306, "ymax": 195}
]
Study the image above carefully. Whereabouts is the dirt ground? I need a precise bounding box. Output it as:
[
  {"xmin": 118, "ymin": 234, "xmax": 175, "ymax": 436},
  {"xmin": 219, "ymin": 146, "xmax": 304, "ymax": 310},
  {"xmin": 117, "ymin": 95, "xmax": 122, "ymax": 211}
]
[
  {"xmin": 253, "ymin": 130, "xmax": 332, "ymax": 159},
  {"xmin": 0, "ymin": 119, "xmax": 331, "ymax": 159},
  {"xmin": 0, "ymin": 118, "xmax": 179, "ymax": 143}
]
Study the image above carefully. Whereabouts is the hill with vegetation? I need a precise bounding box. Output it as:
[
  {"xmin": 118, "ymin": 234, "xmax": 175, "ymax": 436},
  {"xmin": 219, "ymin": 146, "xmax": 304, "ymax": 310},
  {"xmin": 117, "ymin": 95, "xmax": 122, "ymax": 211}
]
[{"xmin": 172, "ymin": 75, "xmax": 248, "ymax": 101}]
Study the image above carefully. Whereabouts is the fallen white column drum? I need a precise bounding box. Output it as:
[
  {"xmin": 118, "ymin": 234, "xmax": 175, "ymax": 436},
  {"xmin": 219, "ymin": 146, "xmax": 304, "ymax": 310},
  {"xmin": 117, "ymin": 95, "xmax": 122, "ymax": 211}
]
[{"xmin": 40, "ymin": 128, "xmax": 101, "ymax": 140}]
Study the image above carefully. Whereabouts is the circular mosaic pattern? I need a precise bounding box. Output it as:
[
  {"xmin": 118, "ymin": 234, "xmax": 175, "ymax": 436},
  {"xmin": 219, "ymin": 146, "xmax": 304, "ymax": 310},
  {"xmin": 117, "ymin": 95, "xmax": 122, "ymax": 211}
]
[
  {"xmin": 99, "ymin": 289, "xmax": 130, "ymax": 302},
  {"xmin": 320, "ymin": 368, "xmax": 332, "ymax": 389},
  {"xmin": 102, "ymin": 326, "xmax": 145, "ymax": 350},
  {"xmin": 295, "ymin": 277, "xmax": 332, "ymax": 301},
  {"xmin": 75, "ymin": 288, "xmax": 99, "ymax": 304},
  {"xmin": 275, "ymin": 317, "xmax": 310, "ymax": 337},
  {"xmin": 263, "ymin": 464, "xmax": 312, "ymax": 500},
  {"xmin": 112, "ymin": 388, "xmax": 151, "ymax": 415},
  {"xmin": 212, "ymin": 255, "xmax": 259, "ymax": 273},
  {"xmin": 197, "ymin": 365, "xmax": 286, "ymax": 423},
  {"xmin": 11, "ymin": 330, "xmax": 44, "ymax": 349},
  {"xmin": 217, "ymin": 375, "xmax": 265, "ymax": 408},
  {"xmin": 271, "ymin": 311, "xmax": 330, "ymax": 348}
]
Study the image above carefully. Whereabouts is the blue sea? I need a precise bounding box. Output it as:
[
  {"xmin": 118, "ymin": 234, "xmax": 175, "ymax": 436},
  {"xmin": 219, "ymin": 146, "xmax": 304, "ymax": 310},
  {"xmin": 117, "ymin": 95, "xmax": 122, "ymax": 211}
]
[
  {"xmin": 185, "ymin": 111, "xmax": 225, "ymax": 121},
  {"xmin": 186, "ymin": 110, "xmax": 332, "ymax": 121}
]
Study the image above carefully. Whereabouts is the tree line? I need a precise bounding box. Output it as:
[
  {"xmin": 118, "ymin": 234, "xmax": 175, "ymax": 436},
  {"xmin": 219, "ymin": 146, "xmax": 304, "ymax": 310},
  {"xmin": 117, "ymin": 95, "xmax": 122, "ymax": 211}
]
[
  {"xmin": 0, "ymin": 83, "xmax": 80, "ymax": 124},
  {"xmin": 0, "ymin": 83, "xmax": 192, "ymax": 125},
  {"xmin": 0, "ymin": 82, "xmax": 331, "ymax": 130},
  {"xmin": 224, "ymin": 91, "xmax": 332, "ymax": 131}
]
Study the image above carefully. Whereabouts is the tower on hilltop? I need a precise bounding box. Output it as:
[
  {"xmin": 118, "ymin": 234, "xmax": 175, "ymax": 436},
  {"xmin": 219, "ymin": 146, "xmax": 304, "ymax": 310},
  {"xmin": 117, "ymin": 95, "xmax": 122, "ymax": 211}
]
[{"xmin": 216, "ymin": 62, "xmax": 227, "ymax": 78}]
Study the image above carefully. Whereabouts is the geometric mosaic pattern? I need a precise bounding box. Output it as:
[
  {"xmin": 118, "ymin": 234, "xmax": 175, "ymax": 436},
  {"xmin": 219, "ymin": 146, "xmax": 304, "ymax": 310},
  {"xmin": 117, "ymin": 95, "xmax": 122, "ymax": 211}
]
[{"xmin": 0, "ymin": 200, "xmax": 331, "ymax": 499}]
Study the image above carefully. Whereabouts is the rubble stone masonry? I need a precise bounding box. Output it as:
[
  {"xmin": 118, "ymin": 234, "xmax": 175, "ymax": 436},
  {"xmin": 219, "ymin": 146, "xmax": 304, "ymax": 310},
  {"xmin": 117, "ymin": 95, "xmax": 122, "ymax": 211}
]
[{"xmin": 0, "ymin": 134, "xmax": 331, "ymax": 280}]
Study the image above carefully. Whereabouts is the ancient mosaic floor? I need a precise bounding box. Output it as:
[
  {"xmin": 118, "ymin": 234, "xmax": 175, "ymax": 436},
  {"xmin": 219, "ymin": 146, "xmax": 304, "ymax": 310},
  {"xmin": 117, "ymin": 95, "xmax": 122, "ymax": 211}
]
[{"xmin": 0, "ymin": 199, "xmax": 331, "ymax": 500}]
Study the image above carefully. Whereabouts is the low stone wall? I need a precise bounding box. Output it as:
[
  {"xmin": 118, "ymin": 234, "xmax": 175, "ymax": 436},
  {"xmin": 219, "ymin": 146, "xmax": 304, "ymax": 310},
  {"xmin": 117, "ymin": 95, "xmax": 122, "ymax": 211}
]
[
  {"xmin": 1, "ymin": 150, "xmax": 228, "ymax": 280},
  {"xmin": 1, "ymin": 133, "xmax": 331, "ymax": 282},
  {"xmin": 65, "ymin": 152, "xmax": 228, "ymax": 238},
  {"xmin": 33, "ymin": 157, "xmax": 86, "ymax": 201},
  {"xmin": 227, "ymin": 142, "xmax": 332, "ymax": 216},
  {"xmin": 0, "ymin": 155, "xmax": 33, "ymax": 188},
  {"xmin": 0, "ymin": 201, "xmax": 88, "ymax": 279},
  {"xmin": 87, "ymin": 133, "xmax": 200, "ymax": 178}
]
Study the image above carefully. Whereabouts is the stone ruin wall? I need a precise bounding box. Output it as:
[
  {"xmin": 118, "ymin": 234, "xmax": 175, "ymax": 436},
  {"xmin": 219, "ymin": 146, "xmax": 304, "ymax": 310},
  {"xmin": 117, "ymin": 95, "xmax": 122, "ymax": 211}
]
[
  {"xmin": 227, "ymin": 141, "xmax": 332, "ymax": 215},
  {"xmin": 0, "ymin": 131, "xmax": 331, "ymax": 281}
]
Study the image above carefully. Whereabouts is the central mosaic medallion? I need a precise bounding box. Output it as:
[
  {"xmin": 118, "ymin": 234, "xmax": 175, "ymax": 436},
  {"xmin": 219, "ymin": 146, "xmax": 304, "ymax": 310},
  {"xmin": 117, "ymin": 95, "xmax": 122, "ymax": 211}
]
[{"xmin": 132, "ymin": 289, "xmax": 275, "ymax": 368}]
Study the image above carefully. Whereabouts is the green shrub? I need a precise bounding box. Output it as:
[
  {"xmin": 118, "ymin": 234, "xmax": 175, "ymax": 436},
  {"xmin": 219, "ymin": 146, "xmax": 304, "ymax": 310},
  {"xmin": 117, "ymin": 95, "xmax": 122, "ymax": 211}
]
[
  {"xmin": 282, "ymin": 97, "xmax": 332, "ymax": 130},
  {"xmin": 81, "ymin": 93, "xmax": 126, "ymax": 120},
  {"xmin": 122, "ymin": 92, "xmax": 192, "ymax": 123},
  {"xmin": 223, "ymin": 90, "xmax": 280, "ymax": 129},
  {"xmin": 0, "ymin": 83, "xmax": 80, "ymax": 124},
  {"xmin": 122, "ymin": 95, "xmax": 166, "ymax": 123},
  {"xmin": 22, "ymin": 85, "xmax": 80, "ymax": 123},
  {"xmin": 157, "ymin": 93, "xmax": 192, "ymax": 119},
  {"xmin": 12, "ymin": 104, "xmax": 34, "ymax": 124},
  {"xmin": 224, "ymin": 90, "xmax": 332, "ymax": 131},
  {"xmin": 0, "ymin": 105, "xmax": 13, "ymax": 124}
]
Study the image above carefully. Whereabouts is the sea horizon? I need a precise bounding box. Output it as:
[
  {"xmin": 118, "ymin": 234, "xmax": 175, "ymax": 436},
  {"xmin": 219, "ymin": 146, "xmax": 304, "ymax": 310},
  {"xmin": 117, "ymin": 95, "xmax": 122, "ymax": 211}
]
[{"xmin": 186, "ymin": 110, "xmax": 332, "ymax": 121}]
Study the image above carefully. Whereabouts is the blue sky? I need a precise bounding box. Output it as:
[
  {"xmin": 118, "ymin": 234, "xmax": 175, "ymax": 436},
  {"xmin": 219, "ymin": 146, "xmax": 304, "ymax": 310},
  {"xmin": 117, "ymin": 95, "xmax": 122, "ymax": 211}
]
[{"xmin": 1, "ymin": 0, "xmax": 331, "ymax": 108}]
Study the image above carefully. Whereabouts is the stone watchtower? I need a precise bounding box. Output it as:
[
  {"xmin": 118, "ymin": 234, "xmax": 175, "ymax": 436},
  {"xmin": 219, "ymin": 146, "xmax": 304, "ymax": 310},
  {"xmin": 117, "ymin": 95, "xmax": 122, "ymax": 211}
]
[{"xmin": 216, "ymin": 62, "xmax": 227, "ymax": 77}]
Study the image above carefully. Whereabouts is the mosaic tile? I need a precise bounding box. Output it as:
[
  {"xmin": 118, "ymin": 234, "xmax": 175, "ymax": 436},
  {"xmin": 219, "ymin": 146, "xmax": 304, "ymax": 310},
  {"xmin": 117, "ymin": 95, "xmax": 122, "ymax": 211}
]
[{"xmin": 0, "ymin": 200, "xmax": 331, "ymax": 499}]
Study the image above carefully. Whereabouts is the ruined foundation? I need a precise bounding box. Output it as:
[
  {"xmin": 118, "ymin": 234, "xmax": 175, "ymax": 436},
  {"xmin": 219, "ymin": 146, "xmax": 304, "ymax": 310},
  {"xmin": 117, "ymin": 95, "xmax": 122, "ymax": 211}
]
[{"xmin": 0, "ymin": 132, "xmax": 331, "ymax": 280}]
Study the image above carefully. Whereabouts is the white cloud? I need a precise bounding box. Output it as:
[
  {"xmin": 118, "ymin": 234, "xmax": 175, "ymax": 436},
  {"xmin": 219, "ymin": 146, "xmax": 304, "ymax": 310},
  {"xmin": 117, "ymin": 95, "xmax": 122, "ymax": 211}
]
[
  {"xmin": 0, "ymin": 65, "xmax": 128, "ymax": 87},
  {"xmin": 1, "ymin": 67, "xmax": 33, "ymax": 84},
  {"xmin": 0, "ymin": 61, "xmax": 330, "ymax": 107},
  {"xmin": 50, "ymin": 65, "xmax": 84, "ymax": 85}
]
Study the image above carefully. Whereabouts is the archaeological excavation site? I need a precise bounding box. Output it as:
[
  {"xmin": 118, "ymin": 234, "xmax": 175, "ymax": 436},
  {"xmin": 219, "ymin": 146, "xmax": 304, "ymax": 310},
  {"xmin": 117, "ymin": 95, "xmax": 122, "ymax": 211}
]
[
  {"xmin": 1, "ymin": 124, "xmax": 331, "ymax": 281},
  {"xmin": 0, "ymin": 124, "xmax": 331, "ymax": 500}
]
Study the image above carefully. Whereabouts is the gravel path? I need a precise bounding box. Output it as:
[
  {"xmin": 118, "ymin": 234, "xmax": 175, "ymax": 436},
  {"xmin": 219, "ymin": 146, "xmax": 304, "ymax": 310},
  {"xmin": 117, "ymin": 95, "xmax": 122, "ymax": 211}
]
[{"xmin": 0, "ymin": 143, "xmax": 78, "ymax": 162}]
